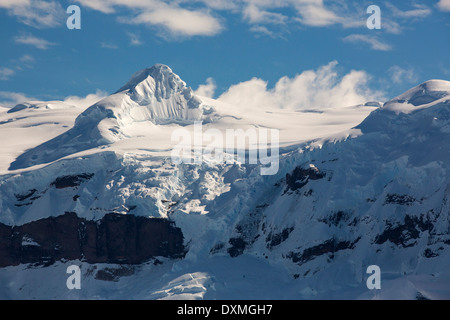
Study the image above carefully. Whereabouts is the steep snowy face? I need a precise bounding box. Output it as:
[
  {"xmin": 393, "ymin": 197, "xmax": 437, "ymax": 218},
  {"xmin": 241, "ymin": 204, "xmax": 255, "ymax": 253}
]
[
  {"xmin": 117, "ymin": 64, "xmax": 201, "ymax": 108},
  {"xmin": 76, "ymin": 64, "xmax": 206, "ymax": 131}
]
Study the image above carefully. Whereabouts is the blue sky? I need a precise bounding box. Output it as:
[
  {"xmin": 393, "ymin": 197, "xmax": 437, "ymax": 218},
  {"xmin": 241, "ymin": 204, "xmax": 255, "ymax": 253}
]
[{"xmin": 0, "ymin": 0, "xmax": 449, "ymax": 108}]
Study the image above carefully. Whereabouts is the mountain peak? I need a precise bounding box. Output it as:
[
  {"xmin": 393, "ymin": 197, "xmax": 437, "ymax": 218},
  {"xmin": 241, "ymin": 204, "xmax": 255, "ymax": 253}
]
[
  {"xmin": 114, "ymin": 64, "xmax": 201, "ymax": 107},
  {"xmin": 116, "ymin": 64, "xmax": 180, "ymax": 93},
  {"xmin": 386, "ymin": 79, "xmax": 450, "ymax": 107}
]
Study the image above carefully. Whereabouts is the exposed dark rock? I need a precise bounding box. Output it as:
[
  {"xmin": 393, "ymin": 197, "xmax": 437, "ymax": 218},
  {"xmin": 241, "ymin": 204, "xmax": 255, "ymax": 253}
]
[
  {"xmin": 0, "ymin": 212, "xmax": 185, "ymax": 268},
  {"xmin": 384, "ymin": 194, "xmax": 417, "ymax": 206},
  {"xmin": 15, "ymin": 189, "xmax": 38, "ymax": 202},
  {"xmin": 423, "ymin": 248, "xmax": 440, "ymax": 258},
  {"xmin": 266, "ymin": 227, "xmax": 294, "ymax": 249},
  {"xmin": 227, "ymin": 204, "xmax": 267, "ymax": 258},
  {"xmin": 285, "ymin": 166, "xmax": 325, "ymax": 193},
  {"xmin": 228, "ymin": 237, "xmax": 248, "ymax": 258},
  {"xmin": 416, "ymin": 292, "xmax": 431, "ymax": 300},
  {"xmin": 51, "ymin": 173, "xmax": 95, "ymax": 189},
  {"xmin": 286, "ymin": 237, "xmax": 361, "ymax": 265},
  {"xmin": 319, "ymin": 211, "xmax": 352, "ymax": 227},
  {"xmin": 210, "ymin": 242, "xmax": 225, "ymax": 255},
  {"xmin": 374, "ymin": 215, "xmax": 433, "ymax": 248},
  {"xmin": 95, "ymin": 266, "xmax": 135, "ymax": 282}
]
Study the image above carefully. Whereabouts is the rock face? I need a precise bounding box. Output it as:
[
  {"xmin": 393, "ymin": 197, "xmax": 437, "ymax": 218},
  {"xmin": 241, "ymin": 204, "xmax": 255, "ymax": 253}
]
[{"xmin": 0, "ymin": 212, "xmax": 185, "ymax": 267}]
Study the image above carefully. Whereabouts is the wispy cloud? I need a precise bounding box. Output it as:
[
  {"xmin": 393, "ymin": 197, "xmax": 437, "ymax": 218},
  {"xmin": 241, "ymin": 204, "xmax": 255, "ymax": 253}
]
[
  {"xmin": 68, "ymin": 0, "xmax": 439, "ymax": 40},
  {"xmin": 388, "ymin": 66, "xmax": 419, "ymax": 84},
  {"xmin": 123, "ymin": 7, "xmax": 223, "ymax": 38},
  {"xmin": 76, "ymin": 0, "xmax": 224, "ymax": 38},
  {"xmin": 0, "ymin": 67, "xmax": 15, "ymax": 80},
  {"xmin": 343, "ymin": 34, "xmax": 392, "ymax": 51},
  {"xmin": 0, "ymin": 91, "xmax": 36, "ymax": 107},
  {"xmin": 385, "ymin": 3, "xmax": 432, "ymax": 19},
  {"xmin": 19, "ymin": 54, "xmax": 35, "ymax": 63},
  {"xmin": 73, "ymin": 0, "xmax": 365, "ymax": 39},
  {"xmin": 63, "ymin": 89, "xmax": 109, "ymax": 109},
  {"xmin": 0, "ymin": 89, "xmax": 108, "ymax": 109},
  {"xmin": 12, "ymin": 54, "xmax": 35, "ymax": 71},
  {"xmin": 243, "ymin": 3, "xmax": 287, "ymax": 25},
  {"xmin": 0, "ymin": 0, "xmax": 65, "ymax": 28},
  {"xmin": 14, "ymin": 34, "xmax": 56, "ymax": 49},
  {"xmin": 100, "ymin": 42, "xmax": 119, "ymax": 50},
  {"xmin": 127, "ymin": 32, "xmax": 143, "ymax": 46}
]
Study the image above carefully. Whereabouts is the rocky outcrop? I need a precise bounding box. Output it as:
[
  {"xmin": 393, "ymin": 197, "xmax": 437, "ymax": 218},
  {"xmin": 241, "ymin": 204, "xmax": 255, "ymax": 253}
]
[
  {"xmin": 0, "ymin": 212, "xmax": 185, "ymax": 268},
  {"xmin": 285, "ymin": 165, "xmax": 326, "ymax": 193},
  {"xmin": 286, "ymin": 237, "xmax": 361, "ymax": 265}
]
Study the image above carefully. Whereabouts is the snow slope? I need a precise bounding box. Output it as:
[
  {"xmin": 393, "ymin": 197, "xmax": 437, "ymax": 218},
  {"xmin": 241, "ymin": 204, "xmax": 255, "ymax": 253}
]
[
  {"xmin": 0, "ymin": 66, "xmax": 448, "ymax": 300},
  {"xmin": 0, "ymin": 101, "xmax": 88, "ymax": 174}
]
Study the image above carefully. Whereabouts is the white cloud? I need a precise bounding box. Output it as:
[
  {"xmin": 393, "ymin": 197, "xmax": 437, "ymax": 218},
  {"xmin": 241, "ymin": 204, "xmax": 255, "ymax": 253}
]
[
  {"xmin": 76, "ymin": 0, "xmax": 223, "ymax": 38},
  {"xmin": 131, "ymin": 7, "xmax": 223, "ymax": 37},
  {"xmin": 218, "ymin": 61, "xmax": 384, "ymax": 111},
  {"xmin": 380, "ymin": 3, "xmax": 433, "ymax": 34},
  {"xmin": 388, "ymin": 66, "xmax": 419, "ymax": 84},
  {"xmin": 0, "ymin": 68, "xmax": 15, "ymax": 80},
  {"xmin": 14, "ymin": 34, "xmax": 56, "ymax": 49},
  {"xmin": 243, "ymin": 3, "xmax": 287, "ymax": 25},
  {"xmin": 100, "ymin": 42, "xmax": 118, "ymax": 49},
  {"xmin": 0, "ymin": 0, "xmax": 64, "ymax": 28},
  {"xmin": 19, "ymin": 54, "xmax": 34, "ymax": 63},
  {"xmin": 73, "ymin": 0, "xmax": 364, "ymax": 38},
  {"xmin": 74, "ymin": 0, "xmax": 115, "ymax": 14},
  {"xmin": 0, "ymin": 91, "xmax": 36, "ymax": 107},
  {"xmin": 0, "ymin": 90, "xmax": 108, "ymax": 109},
  {"xmin": 127, "ymin": 32, "xmax": 142, "ymax": 46},
  {"xmin": 195, "ymin": 78, "xmax": 217, "ymax": 98},
  {"xmin": 55, "ymin": 0, "xmax": 440, "ymax": 39},
  {"xmin": 63, "ymin": 90, "xmax": 108, "ymax": 109},
  {"xmin": 0, "ymin": 0, "xmax": 29, "ymax": 8},
  {"xmin": 293, "ymin": 1, "xmax": 343, "ymax": 27},
  {"xmin": 343, "ymin": 34, "xmax": 392, "ymax": 51},
  {"xmin": 437, "ymin": 0, "xmax": 450, "ymax": 11},
  {"xmin": 386, "ymin": 3, "xmax": 431, "ymax": 19}
]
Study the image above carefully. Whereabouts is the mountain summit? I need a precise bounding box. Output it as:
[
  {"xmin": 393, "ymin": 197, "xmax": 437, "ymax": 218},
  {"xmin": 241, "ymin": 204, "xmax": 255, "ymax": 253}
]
[
  {"xmin": 77, "ymin": 64, "xmax": 207, "ymax": 129},
  {"xmin": 116, "ymin": 64, "xmax": 201, "ymax": 107}
]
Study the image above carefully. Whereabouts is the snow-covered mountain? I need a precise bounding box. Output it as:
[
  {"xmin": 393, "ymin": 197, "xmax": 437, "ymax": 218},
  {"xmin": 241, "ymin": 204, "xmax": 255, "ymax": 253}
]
[{"xmin": 0, "ymin": 66, "xmax": 448, "ymax": 300}]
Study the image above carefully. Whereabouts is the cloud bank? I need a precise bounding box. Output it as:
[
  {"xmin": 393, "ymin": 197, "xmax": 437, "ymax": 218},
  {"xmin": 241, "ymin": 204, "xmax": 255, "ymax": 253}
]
[{"xmin": 218, "ymin": 61, "xmax": 385, "ymax": 111}]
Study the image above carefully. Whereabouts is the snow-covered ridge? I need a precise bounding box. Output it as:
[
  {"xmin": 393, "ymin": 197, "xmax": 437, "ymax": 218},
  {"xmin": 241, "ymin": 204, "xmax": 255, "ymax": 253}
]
[
  {"xmin": 383, "ymin": 80, "xmax": 450, "ymax": 114},
  {"xmin": 8, "ymin": 101, "xmax": 78, "ymax": 113}
]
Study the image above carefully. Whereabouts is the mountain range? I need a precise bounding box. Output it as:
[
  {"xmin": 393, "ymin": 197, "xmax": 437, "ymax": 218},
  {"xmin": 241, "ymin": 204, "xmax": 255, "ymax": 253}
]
[{"xmin": 0, "ymin": 65, "xmax": 448, "ymax": 300}]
